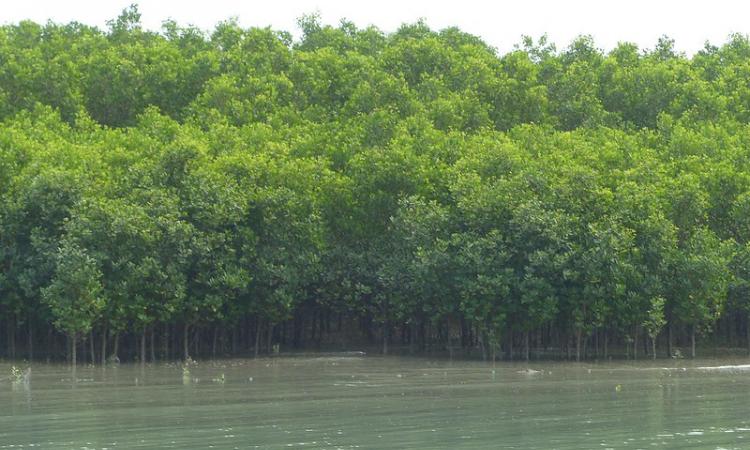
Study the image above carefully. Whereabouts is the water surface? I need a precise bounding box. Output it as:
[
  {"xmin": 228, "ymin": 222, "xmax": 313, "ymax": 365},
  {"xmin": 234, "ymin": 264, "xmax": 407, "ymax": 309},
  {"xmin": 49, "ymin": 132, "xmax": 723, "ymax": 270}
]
[{"xmin": 2, "ymin": 355, "xmax": 750, "ymax": 449}]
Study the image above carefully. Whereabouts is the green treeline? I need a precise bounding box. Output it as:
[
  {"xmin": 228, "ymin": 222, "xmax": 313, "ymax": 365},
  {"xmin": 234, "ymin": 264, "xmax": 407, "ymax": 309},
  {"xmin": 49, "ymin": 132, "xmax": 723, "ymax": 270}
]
[{"xmin": 3, "ymin": 6, "xmax": 750, "ymax": 364}]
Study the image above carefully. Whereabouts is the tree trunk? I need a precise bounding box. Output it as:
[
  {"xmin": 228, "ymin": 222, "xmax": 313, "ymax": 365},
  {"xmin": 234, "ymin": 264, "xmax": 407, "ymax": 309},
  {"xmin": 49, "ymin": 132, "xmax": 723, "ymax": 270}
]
[
  {"xmin": 691, "ymin": 325, "xmax": 696, "ymax": 359},
  {"xmin": 254, "ymin": 321, "xmax": 261, "ymax": 358},
  {"xmin": 725, "ymin": 314, "xmax": 736, "ymax": 347},
  {"xmin": 603, "ymin": 331, "xmax": 608, "ymax": 359},
  {"xmin": 582, "ymin": 335, "xmax": 588, "ymax": 360},
  {"xmin": 232, "ymin": 325, "xmax": 238, "ymax": 355},
  {"xmin": 71, "ymin": 333, "xmax": 77, "ymax": 375},
  {"xmin": 183, "ymin": 323, "xmax": 190, "ymax": 361},
  {"xmin": 667, "ymin": 322, "xmax": 673, "ymax": 358},
  {"xmin": 478, "ymin": 331, "xmax": 487, "ymax": 361},
  {"xmin": 101, "ymin": 326, "xmax": 107, "ymax": 366},
  {"xmin": 633, "ymin": 327, "xmax": 638, "ymax": 360},
  {"xmin": 507, "ymin": 327, "xmax": 513, "ymax": 361},
  {"xmin": 575, "ymin": 329, "xmax": 582, "ymax": 362},
  {"xmin": 150, "ymin": 326, "xmax": 156, "ymax": 362},
  {"xmin": 310, "ymin": 312, "xmax": 317, "ymax": 343},
  {"xmin": 524, "ymin": 331, "xmax": 530, "ymax": 361},
  {"xmin": 46, "ymin": 327, "xmax": 52, "ymax": 363},
  {"xmin": 193, "ymin": 327, "xmax": 200, "ymax": 357},
  {"xmin": 82, "ymin": 333, "xmax": 88, "ymax": 366},
  {"xmin": 113, "ymin": 332, "xmax": 120, "ymax": 362},
  {"xmin": 652, "ymin": 336, "xmax": 657, "ymax": 360},
  {"xmin": 140, "ymin": 329, "xmax": 146, "ymax": 366},
  {"xmin": 212, "ymin": 326, "xmax": 218, "ymax": 359},
  {"xmin": 595, "ymin": 329, "xmax": 599, "ymax": 358},
  {"xmin": 382, "ymin": 323, "xmax": 389, "ymax": 355},
  {"xmin": 747, "ymin": 313, "xmax": 750, "ymax": 356},
  {"xmin": 408, "ymin": 323, "xmax": 416, "ymax": 355},
  {"xmin": 267, "ymin": 322, "xmax": 273, "ymax": 354},
  {"xmin": 162, "ymin": 324, "xmax": 169, "ymax": 360},
  {"xmin": 9, "ymin": 317, "xmax": 16, "ymax": 359},
  {"xmin": 27, "ymin": 320, "xmax": 33, "ymax": 361},
  {"xmin": 90, "ymin": 330, "xmax": 95, "ymax": 365}
]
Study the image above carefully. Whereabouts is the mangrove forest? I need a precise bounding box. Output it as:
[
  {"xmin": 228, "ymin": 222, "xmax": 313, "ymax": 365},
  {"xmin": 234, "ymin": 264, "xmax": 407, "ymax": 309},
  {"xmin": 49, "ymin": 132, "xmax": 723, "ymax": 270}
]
[{"xmin": 4, "ymin": 6, "xmax": 750, "ymax": 365}]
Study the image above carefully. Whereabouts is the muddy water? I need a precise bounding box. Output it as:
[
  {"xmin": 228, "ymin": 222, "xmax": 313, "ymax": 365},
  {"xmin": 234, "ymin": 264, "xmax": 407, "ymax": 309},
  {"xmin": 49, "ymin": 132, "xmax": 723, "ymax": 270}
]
[{"xmin": 2, "ymin": 355, "xmax": 750, "ymax": 449}]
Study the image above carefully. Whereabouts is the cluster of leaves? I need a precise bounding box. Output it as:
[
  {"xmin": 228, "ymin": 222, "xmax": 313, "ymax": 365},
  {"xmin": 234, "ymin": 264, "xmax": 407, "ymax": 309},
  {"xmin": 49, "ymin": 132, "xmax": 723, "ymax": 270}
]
[{"xmin": 1, "ymin": 6, "xmax": 749, "ymax": 354}]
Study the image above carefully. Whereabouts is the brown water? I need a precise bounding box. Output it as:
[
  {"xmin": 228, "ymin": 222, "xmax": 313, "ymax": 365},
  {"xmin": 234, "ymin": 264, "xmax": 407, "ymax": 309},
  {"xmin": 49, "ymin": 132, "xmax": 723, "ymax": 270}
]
[{"xmin": 2, "ymin": 355, "xmax": 750, "ymax": 449}]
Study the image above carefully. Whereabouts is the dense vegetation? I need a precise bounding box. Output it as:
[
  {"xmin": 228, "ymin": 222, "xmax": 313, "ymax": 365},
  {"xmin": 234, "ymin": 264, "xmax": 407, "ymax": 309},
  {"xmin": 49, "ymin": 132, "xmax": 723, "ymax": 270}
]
[{"xmin": 2, "ymin": 6, "xmax": 750, "ymax": 365}]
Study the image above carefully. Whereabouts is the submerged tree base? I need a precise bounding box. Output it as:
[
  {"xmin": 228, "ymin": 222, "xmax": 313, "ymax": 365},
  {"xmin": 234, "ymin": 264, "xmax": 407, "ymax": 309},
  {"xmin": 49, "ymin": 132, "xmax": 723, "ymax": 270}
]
[{"xmin": 2, "ymin": 314, "xmax": 748, "ymax": 364}]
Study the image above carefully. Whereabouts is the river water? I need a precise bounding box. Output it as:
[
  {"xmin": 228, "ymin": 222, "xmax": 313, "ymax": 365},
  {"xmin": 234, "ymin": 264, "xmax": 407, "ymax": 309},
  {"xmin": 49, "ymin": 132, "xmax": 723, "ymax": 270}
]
[{"xmin": 1, "ymin": 355, "xmax": 750, "ymax": 449}]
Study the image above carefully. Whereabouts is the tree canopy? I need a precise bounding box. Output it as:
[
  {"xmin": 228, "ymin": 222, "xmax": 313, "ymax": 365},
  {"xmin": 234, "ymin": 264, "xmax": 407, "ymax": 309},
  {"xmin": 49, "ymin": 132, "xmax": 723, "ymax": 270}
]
[{"xmin": 2, "ymin": 6, "xmax": 750, "ymax": 362}]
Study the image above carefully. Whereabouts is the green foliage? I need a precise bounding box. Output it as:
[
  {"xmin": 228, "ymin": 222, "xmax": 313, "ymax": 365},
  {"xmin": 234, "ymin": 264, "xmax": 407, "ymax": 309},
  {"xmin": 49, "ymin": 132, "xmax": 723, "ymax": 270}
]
[
  {"xmin": 1, "ymin": 13, "xmax": 749, "ymax": 357},
  {"xmin": 42, "ymin": 240, "xmax": 104, "ymax": 337},
  {"xmin": 643, "ymin": 297, "xmax": 666, "ymax": 340}
]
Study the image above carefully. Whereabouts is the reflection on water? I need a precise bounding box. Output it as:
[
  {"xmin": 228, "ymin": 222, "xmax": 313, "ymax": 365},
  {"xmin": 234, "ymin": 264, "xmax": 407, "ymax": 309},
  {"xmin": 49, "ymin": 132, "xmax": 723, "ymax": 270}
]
[{"xmin": 1, "ymin": 356, "xmax": 750, "ymax": 449}]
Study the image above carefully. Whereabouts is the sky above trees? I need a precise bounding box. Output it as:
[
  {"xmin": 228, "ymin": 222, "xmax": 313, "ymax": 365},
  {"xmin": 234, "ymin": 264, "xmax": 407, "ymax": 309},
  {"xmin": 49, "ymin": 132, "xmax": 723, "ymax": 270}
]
[{"xmin": 3, "ymin": 0, "xmax": 750, "ymax": 55}]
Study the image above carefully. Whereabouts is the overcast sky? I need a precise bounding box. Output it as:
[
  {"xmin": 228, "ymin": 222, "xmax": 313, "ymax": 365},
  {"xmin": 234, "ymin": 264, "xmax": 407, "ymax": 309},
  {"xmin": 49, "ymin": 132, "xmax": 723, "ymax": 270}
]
[{"xmin": 3, "ymin": 0, "xmax": 749, "ymax": 55}]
